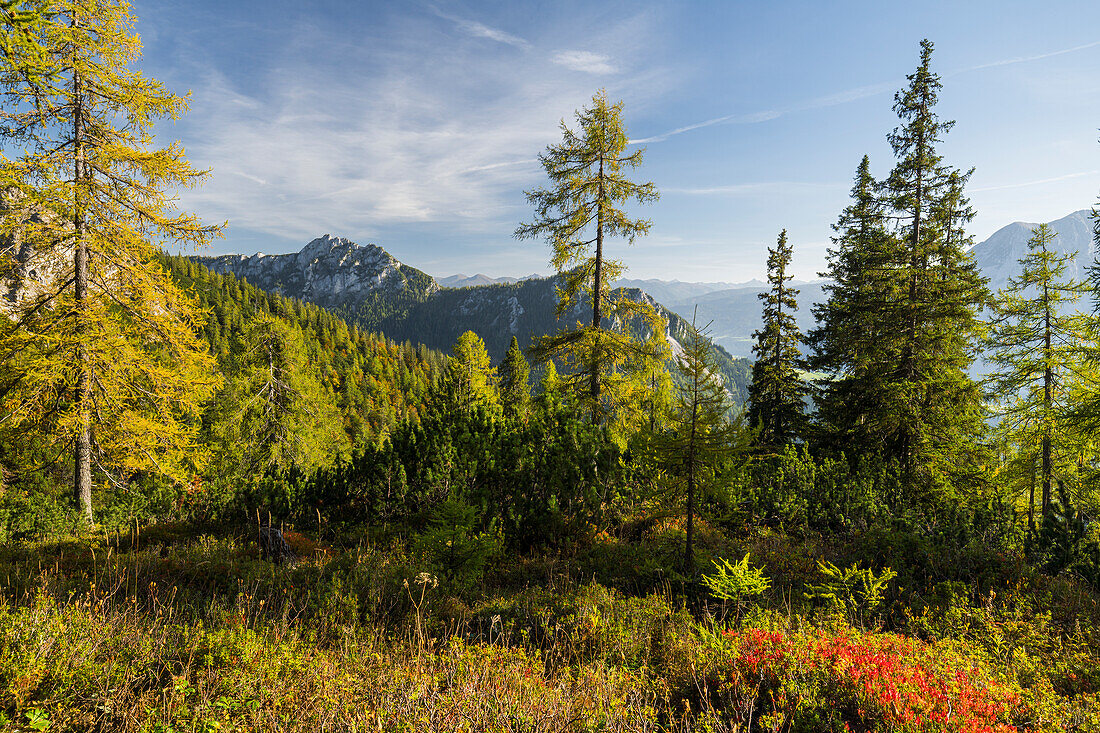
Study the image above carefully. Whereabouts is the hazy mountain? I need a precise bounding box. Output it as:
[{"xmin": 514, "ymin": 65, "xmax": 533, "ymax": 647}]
[
  {"xmin": 666, "ymin": 283, "xmax": 829, "ymax": 358},
  {"xmin": 970, "ymin": 209, "xmax": 1095, "ymax": 294},
  {"xmin": 374, "ymin": 275, "xmax": 752, "ymax": 403},
  {"xmin": 659, "ymin": 210, "xmax": 1097, "ymax": 357},
  {"xmin": 439, "ymin": 273, "xmax": 543, "ymax": 288},
  {"xmin": 611, "ymin": 278, "xmax": 757, "ymax": 304}
]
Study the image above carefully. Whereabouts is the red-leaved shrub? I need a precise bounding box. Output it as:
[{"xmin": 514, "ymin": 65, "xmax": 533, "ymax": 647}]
[{"xmin": 708, "ymin": 627, "xmax": 1018, "ymax": 732}]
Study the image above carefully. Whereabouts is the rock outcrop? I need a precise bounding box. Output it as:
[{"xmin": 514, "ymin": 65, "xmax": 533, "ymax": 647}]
[{"xmin": 194, "ymin": 234, "xmax": 439, "ymax": 312}]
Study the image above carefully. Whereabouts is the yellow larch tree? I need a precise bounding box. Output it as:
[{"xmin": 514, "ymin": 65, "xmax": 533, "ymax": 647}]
[{"xmin": 0, "ymin": 0, "xmax": 222, "ymax": 523}]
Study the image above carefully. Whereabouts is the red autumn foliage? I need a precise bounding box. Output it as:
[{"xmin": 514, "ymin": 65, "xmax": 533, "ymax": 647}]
[{"xmin": 714, "ymin": 627, "xmax": 1018, "ymax": 732}]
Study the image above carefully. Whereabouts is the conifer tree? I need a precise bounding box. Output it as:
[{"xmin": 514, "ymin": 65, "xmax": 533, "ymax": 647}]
[
  {"xmin": 515, "ymin": 90, "xmax": 668, "ymax": 431},
  {"xmin": 747, "ymin": 229, "xmax": 808, "ymax": 448},
  {"xmin": 0, "ymin": 1, "xmax": 48, "ymax": 84},
  {"xmin": 812, "ymin": 41, "xmax": 987, "ymax": 503},
  {"xmin": 879, "ymin": 39, "xmax": 988, "ymax": 492},
  {"xmin": 662, "ymin": 312, "xmax": 746, "ymax": 571},
  {"xmin": 808, "ymin": 157, "xmax": 898, "ymax": 452},
  {"xmin": 639, "ymin": 324, "xmax": 674, "ymax": 432},
  {"xmin": 499, "ymin": 335, "xmax": 530, "ymax": 418},
  {"xmin": 437, "ymin": 331, "xmax": 499, "ymax": 412},
  {"xmin": 212, "ymin": 317, "xmax": 348, "ymax": 482},
  {"xmin": 0, "ymin": 0, "xmax": 221, "ymax": 522},
  {"xmin": 987, "ymin": 224, "xmax": 1092, "ymax": 525},
  {"xmin": 538, "ymin": 360, "xmax": 561, "ymax": 397}
]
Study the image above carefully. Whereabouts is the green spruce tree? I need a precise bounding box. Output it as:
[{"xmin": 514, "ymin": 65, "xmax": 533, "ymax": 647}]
[
  {"xmin": 212, "ymin": 316, "xmax": 348, "ymax": 484},
  {"xmin": 538, "ymin": 360, "xmax": 561, "ymax": 398},
  {"xmin": 747, "ymin": 229, "xmax": 808, "ymax": 448},
  {"xmin": 499, "ymin": 335, "xmax": 531, "ymax": 419},
  {"xmin": 812, "ymin": 40, "xmax": 987, "ymax": 506},
  {"xmin": 437, "ymin": 331, "xmax": 499, "ymax": 413},
  {"xmin": 808, "ymin": 157, "xmax": 899, "ymax": 454},
  {"xmin": 879, "ymin": 39, "xmax": 989, "ymax": 496}
]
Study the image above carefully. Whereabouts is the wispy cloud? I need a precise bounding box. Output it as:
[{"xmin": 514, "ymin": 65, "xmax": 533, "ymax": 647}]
[
  {"xmin": 969, "ymin": 170, "xmax": 1099, "ymax": 193},
  {"xmin": 431, "ymin": 7, "xmax": 530, "ymax": 48},
  {"xmin": 631, "ymin": 114, "xmax": 743, "ymax": 144},
  {"xmin": 551, "ymin": 50, "xmax": 617, "ymax": 74},
  {"xmin": 175, "ymin": 14, "xmax": 663, "ymax": 247},
  {"xmin": 632, "ymin": 82, "xmax": 895, "ymax": 143},
  {"xmin": 458, "ymin": 159, "xmax": 539, "ymax": 175}
]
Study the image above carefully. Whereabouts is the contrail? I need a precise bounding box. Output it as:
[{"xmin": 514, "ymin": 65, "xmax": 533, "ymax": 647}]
[
  {"xmin": 951, "ymin": 39, "xmax": 1100, "ymax": 74},
  {"xmin": 970, "ymin": 170, "xmax": 1098, "ymax": 193},
  {"xmin": 633, "ymin": 39, "xmax": 1100, "ymax": 145}
]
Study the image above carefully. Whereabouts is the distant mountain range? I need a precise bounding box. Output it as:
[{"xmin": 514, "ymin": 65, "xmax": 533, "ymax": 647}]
[
  {"xmin": 434, "ymin": 210, "xmax": 1096, "ymax": 358},
  {"xmin": 437, "ymin": 275, "xmax": 771, "ymax": 305},
  {"xmin": 438, "ymin": 273, "xmax": 544, "ymax": 288},
  {"xmin": 192, "ymin": 237, "xmax": 753, "ymax": 403},
  {"xmin": 665, "ymin": 283, "xmax": 827, "ymax": 358},
  {"xmin": 185, "ymin": 209, "xmax": 1095, "ymax": 397},
  {"xmin": 666, "ymin": 209, "xmax": 1096, "ymax": 357},
  {"xmin": 612, "ymin": 278, "xmax": 763, "ymax": 305}
]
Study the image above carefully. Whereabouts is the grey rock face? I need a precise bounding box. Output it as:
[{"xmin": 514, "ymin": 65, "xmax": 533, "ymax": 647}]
[{"xmin": 195, "ymin": 234, "xmax": 439, "ymax": 310}]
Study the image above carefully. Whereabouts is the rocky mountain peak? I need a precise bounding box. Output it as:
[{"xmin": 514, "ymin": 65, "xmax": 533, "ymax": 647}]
[
  {"xmin": 295, "ymin": 234, "xmax": 378, "ymax": 265},
  {"xmin": 192, "ymin": 235, "xmax": 438, "ymax": 311}
]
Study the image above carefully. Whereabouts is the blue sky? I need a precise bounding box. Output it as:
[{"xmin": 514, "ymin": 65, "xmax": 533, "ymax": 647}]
[{"xmin": 138, "ymin": 0, "xmax": 1100, "ymax": 281}]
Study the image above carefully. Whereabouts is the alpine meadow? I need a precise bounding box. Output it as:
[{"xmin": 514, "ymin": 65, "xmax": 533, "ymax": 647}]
[{"xmin": 3, "ymin": 1, "xmax": 1100, "ymax": 731}]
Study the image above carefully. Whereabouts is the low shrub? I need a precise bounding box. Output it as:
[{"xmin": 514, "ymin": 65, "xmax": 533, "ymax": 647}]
[{"xmin": 696, "ymin": 626, "xmax": 1021, "ymax": 732}]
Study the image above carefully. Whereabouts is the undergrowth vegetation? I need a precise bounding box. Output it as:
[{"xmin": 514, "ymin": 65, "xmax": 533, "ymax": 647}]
[{"xmin": 2, "ymin": 521, "xmax": 1099, "ymax": 732}]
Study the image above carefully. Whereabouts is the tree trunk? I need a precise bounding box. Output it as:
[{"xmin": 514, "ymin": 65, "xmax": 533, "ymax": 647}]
[
  {"xmin": 901, "ymin": 99, "xmax": 927, "ymax": 479},
  {"xmin": 72, "ymin": 37, "xmax": 93, "ymax": 525},
  {"xmin": 684, "ymin": 375, "xmax": 699, "ymax": 573},
  {"xmin": 590, "ymin": 152, "xmax": 604, "ymax": 417},
  {"xmin": 1027, "ymin": 450, "xmax": 1036, "ymax": 538},
  {"xmin": 1042, "ymin": 279, "xmax": 1052, "ymax": 516},
  {"xmin": 773, "ymin": 250, "xmax": 784, "ymax": 444},
  {"xmin": 685, "ymin": 447, "xmax": 695, "ymax": 574}
]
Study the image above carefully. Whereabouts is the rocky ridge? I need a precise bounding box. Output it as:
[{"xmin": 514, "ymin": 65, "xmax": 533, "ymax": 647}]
[{"xmin": 193, "ymin": 234, "xmax": 438, "ymax": 311}]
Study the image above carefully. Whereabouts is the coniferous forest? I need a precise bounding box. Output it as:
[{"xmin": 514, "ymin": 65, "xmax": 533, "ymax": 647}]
[{"xmin": 1, "ymin": 3, "xmax": 1100, "ymax": 731}]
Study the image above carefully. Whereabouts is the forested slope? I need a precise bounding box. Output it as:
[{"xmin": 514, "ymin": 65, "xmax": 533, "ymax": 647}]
[{"xmin": 161, "ymin": 254, "xmax": 445, "ymax": 437}]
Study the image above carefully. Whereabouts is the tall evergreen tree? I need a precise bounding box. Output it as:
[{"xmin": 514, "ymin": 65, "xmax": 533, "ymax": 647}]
[
  {"xmin": 985, "ymin": 223, "xmax": 1092, "ymax": 526},
  {"xmin": 879, "ymin": 39, "xmax": 988, "ymax": 493},
  {"xmin": 0, "ymin": 0, "xmax": 221, "ymax": 522},
  {"xmin": 211, "ymin": 317, "xmax": 348, "ymax": 483},
  {"xmin": 747, "ymin": 229, "xmax": 808, "ymax": 448},
  {"xmin": 499, "ymin": 336, "xmax": 531, "ymax": 419},
  {"xmin": 808, "ymin": 157, "xmax": 898, "ymax": 453},
  {"xmin": 812, "ymin": 40, "xmax": 987, "ymax": 504},
  {"xmin": 515, "ymin": 90, "xmax": 668, "ymax": 432},
  {"xmin": 538, "ymin": 360, "xmax": 561, "ymax": 397}
]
